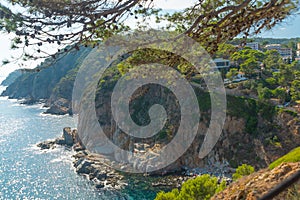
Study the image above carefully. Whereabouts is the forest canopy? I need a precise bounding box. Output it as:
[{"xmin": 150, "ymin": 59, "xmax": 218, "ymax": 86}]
[{"xmin": 0, "ymin": 0, "xmax": 299, "ymax": 59}]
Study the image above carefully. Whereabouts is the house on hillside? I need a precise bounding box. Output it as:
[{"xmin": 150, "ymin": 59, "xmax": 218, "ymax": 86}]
[
  {"xmin": 295, "ymin": 43, "xmax": 300, "ymax": 61},
  {"xmin": 245, "ymin": 42, "xmax": 260, "ymax": 50},
  {"xmin": 213, "ymin": 58, "xmax": 231, "ymax": 77},
  {"xmin": 265, "ymin": 44, "xmax": 293, "ymax": 62}
]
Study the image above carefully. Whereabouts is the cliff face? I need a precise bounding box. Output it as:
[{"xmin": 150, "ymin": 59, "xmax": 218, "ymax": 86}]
[
  {"xmin": 43, "ymin": 65, "xmax": 81, "ymax": 115},
  {"xmin": 4, "ymin": 47, "xmax": 300, "ymax": 173},
  {"xmin": 80, "ymin": 98, "xmax": 299, "ymax": 173},
  {"xmin": 201, "ymin": 110, "xmax": 300, "ymax": 170},
  {"xmin": 1, "ymin": 47, "xmax": 92, "ymax": 114},
  {"xmin": 77, "ymin": 64, "xmax": 300, "ymax": 173}
]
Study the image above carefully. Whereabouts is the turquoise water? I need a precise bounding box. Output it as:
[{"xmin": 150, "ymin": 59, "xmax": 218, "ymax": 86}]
[
  {"xmin": 0, "ymin": 84, "xmax": 175, "ymax": 200},
  {"xmin": 0, "ymin": 86, "xmax": 131, "ymax": 200}
]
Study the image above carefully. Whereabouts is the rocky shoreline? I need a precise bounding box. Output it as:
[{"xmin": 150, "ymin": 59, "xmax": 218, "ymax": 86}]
[
  {"xmin": 37, "ymin": 127, "xmax": 127, "ymax": 189},
  {"xmin": 37, "ymin": 127, "xmax": 233, "ymax": 192},
  {"xmin": 17, "ymin": 97, "xmax": 71, "ymax": 115}
]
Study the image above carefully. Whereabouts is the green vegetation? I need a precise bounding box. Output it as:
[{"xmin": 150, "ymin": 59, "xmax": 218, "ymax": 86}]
[
  {"xmin": 263, "ymin": 50, "xmax": 284, "ymax": 71},
  {"xmin": 265, "ymin": 135, "xmax": 282, "ymax": 148},
  {"xmin": 196, "ymin": 87, "xmax": 276, "ymax": 135},
  {"xmin": 291, "ymin": 79, "xmax": 300, "ymax": 101},
  {"xmin": 232, "ymin": 164, "xmax": 255, "ymax": 181},
  {"xmin": 225, "ymin": 44, "xmax": 300, "ymax": 104},
  {"xmin": 155, "ymin": 174, "xmax": 226, "ymax": 200},
  {"xmin": 269, "ymin": 147, "xmax": 300, "ymax": 169},
  {"xmin": 277, "ymin": 108, "xmax": 298, "ymax": 117},
  {"xmin": 231, "ymin": 48, "xmax": 265, "ymax": 77},
  {"xmin": 230, "ymin": 38, "xmax": 300, "ymax": 48},
  {"xmin": 226, "ymin": 68, "xmax": 238, "ymax": 80},
  {"xmin": 1, "ymin": 1, "xmax": 298, "ymax": 60}
]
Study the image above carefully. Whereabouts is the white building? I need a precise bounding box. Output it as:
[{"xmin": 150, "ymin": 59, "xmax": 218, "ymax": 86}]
[
  {"xmin": 296, "ymin": 50, "xmax": 300, "ymax": 57},
  {"xmin": 213, "ymin": 58, "xmax": 230, "ymax": 69},
  {"xmin": 246, "ymin": 42, "xmax": 259, "ymax": 50},
  {"xmin": 296, "ymin": 43, "xmax": 300, "ymax": 58},
  {"xmin": 265, "ymin": 44, "xmax": 293, "ymax": 60},
  {"xmin": 279, "ymin": 48, "xmax": 293, "ymax": 60},
  {"xmin": 265, "ymin": 44, "xmax": 282, "ymax": 51}
]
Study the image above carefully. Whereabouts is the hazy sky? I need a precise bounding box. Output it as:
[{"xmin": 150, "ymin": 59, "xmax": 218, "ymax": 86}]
[{"xmin": 0, "ymin": 0, "xmax": 299, "ymax": 78}]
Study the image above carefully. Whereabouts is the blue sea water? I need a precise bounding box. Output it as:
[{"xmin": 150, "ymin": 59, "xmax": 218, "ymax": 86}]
[
  {"xmin": 0, "ymin": 83, "xmax": 174, "ymax": 200},
  {"xmin": 0, "ymin": 86, "xmax": 131, "ymax": 200}
]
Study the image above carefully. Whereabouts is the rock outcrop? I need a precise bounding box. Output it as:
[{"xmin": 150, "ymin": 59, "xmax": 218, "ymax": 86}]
[
  {"xmin": 73, "ymin": 152, "xmax": 127, "ymax": 189},
  {"xmin": 78, "ymin": 73, "xmax": 300, "ymax": 174},
  {"xmin": 37, "ymin": 127, "xmax": 84, "ymax": 150},
  {"xmin": 43, "ymin": 98, "xmax": 72, "ymax": 115},
  {"xmin": 37, "ymin": 127, "xmax": 128, "ymax": 189},
  {"xmin": 37, "ymin": 127, "xmax": 203, "ymax": 192}
]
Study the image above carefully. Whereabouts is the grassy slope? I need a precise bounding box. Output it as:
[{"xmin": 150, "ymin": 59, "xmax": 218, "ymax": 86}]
[{"xmin": 269, "ymin": 146, "xmax": 300, "ymax": 169}]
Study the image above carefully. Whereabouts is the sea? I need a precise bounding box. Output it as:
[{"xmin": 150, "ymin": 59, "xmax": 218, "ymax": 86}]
[{"xmin": 0, "ymin": 85, "xmax": 162, "ymax": 200}]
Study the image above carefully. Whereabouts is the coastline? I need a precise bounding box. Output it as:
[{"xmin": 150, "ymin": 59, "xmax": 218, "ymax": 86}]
[
  {"xmin": 1, "ymin": 94, "xmax": 234, "ymax": 197},
  {"xmin": 37, "ymin": 127, "xmax": 233, "ymax": 196}
]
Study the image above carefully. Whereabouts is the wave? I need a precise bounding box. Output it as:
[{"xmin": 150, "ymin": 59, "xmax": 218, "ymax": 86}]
[
  {"xmin": 25, "ymin": 143, "xmax": 75, "ymax": 168},
  {"xmin": 39, "ymin": 112, "xmax": 70, "ymax": 118},
  {"xmin": 0, "ymin": 96, "xmax": 9, "ymax": 101},
  {"xmin": 0, "ymin": 85, "xmax": 7, "ymax": 94},
  {"xmin": 50, "ymin": 153, "xmax": 74, "ymax": 164}
]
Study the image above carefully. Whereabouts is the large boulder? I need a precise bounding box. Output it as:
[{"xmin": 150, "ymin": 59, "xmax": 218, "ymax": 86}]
[
  {"xmin": 75, "ymin": 159, "xmax": 94, "ymax": 174},
  {"xmin": 44, "ymin": 98, "xmax": 71, "ymax": 115},
  {"xmin": 37, "ymin": 140, "xmax": 56, "ymax": 150}
]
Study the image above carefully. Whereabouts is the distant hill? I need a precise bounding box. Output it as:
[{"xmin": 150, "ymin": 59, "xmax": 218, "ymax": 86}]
[
  {"xmin": 1, "ymin": 47, "xmax": 92, "ymax": 114},
  {"xmin": 229, "ymin": 37, "xmax": 300, "ymax": 49},
  {"xmin": 1, "ymin": 69, "xmax": 23, "ymax": 86},
  {"xmin": 253, "ymin": 37, "xmax": 300, "ymax": 45}
]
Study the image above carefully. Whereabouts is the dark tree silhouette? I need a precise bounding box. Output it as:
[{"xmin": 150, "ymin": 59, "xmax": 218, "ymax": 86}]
[{"xmin": 0, "ymin": 0, "xmax": 298, "ymax": 59}]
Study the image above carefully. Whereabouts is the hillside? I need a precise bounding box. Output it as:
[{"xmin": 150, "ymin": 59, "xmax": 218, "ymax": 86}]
[
  {"xmin": 212, "ymin": 161, "xmax": 300, "ymax": 199},
  {"xmin": 230, "ymin": 37, "xmax": 300, "ymax": 48},
  {"xmin": 0, "ymin": 69, "xmax": 23, "ymax": 86},
  {"xmin": 3, "ymin": 44, "xmax": 300, "ymax": 174},
  {"xmin": 1, "ymin": 47, "xmax": 92, "ymax": 113},
  {"xmin": 76, "ymin": 52, "xmax": 300, "ymax": 173}
]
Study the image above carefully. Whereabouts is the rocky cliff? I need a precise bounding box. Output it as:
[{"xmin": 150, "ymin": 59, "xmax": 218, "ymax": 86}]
[
  {"xmin": 77, "ymin": 62, "xmax": 300, "ymax": 174},
  {"xmin": 5, "ymin": 47, "xmax": 300, "ymax": 174},
  {"xmin": 1, "ymin": 47, "xmax": 91, "ymax": 114}
]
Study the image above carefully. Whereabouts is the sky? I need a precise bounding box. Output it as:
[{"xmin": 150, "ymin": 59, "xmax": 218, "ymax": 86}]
[
  {"xmin": 258, "ymin": 14, "xmax": 300, "ymax": 38},
  {"xmin": 0, "ymin": 0, "xmax": 300, "ymax": 79}
]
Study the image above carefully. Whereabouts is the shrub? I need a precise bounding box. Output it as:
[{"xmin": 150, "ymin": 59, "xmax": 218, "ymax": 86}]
[
  {"xmin": 272, "ymin": 88, "xmax": 287, "ymax": 103},
  {"xmin": 155, "ymin": 174, "xmax": 226, "ymax": 200},
  {"xmin": 226, "ymin": 68, "xmax": 239, "ymax": 80},
  {"xmin": 257, "ymin": 101, "xmax": 276, "ymax": 121},
  {"xmin": 258, "ymin": 86, "xmax": 272, "ymax": 100},
  {"xmin": 245, "ymin": 116, "xmax": 258, "ymax": 135},
  {"xmin": 265, "ymin": 77, "xmax": 277, "ymax": 88},
  {"xmin": 232, "ymin": 164, "xmax": 255, "ymax": 181},
  {"xmin": 277, "ymin": 109, "xmax": 298, "ymax": 117},
  {"xmin": 155, "ymin": 189, "xmax": 179, "ymax": 200}
]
